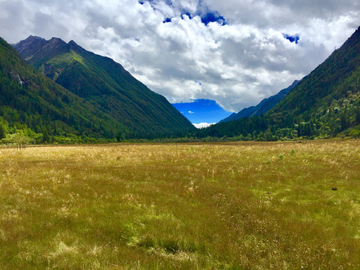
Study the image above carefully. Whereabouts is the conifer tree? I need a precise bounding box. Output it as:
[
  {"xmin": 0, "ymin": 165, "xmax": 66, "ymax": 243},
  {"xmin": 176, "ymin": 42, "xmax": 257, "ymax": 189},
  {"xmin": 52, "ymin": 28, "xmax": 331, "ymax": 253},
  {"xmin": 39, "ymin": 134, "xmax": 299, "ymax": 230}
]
[{"xmin": 0, "ymin": 125, "xmax": 5, "ymax": 140}]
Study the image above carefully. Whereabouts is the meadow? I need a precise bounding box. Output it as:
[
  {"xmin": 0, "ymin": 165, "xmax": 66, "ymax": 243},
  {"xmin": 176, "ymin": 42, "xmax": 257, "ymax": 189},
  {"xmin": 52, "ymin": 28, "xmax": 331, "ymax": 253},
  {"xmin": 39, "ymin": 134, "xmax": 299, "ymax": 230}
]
[{"xmin": 0, "ymin": 140, "xmax": 360, "ymax": 269}]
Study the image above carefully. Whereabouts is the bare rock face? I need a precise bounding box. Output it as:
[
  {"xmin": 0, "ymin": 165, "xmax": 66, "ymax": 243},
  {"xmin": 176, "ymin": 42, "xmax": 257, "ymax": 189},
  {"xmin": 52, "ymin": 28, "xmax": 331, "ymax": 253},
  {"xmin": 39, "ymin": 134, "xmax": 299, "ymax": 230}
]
[
  {"xmin": 10, "ymin": 71, "xmax": 29, "ymax": 87},
  {"xmin": 13, "ymin": 36, "xmax": 47, "ymax": 60}
]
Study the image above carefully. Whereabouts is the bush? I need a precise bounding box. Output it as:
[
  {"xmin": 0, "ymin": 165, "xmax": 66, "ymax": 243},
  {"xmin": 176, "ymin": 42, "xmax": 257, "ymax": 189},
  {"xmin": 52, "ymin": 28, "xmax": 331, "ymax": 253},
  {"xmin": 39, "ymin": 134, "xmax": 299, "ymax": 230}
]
[{"xmin": 349, "ymin": 129, "xmax": 360, "ymax": 139}]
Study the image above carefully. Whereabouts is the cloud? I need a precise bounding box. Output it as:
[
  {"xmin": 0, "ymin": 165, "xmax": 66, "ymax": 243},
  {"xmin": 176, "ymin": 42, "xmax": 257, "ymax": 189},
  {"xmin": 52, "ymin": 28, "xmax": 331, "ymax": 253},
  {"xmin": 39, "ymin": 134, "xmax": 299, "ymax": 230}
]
[
  {"xmin": 193, "ymin": 123, "xmax": 215, "ymax": 129},
  {"xmin": 188, "ymin": 111, "xmax": 195, "ymax": 114},
  {"xmin": 1, "ymin": 0, "xmax": 360, "ymax": 112}
]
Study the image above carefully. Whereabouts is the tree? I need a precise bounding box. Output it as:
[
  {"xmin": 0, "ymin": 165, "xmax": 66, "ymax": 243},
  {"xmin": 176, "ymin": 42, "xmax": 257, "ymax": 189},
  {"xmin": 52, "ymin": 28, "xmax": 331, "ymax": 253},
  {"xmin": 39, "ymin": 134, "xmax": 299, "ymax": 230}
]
[
  {"xmin": 42, "ymin": 127, "xmax": 50, "ymax": 143},
  {"xmin": 0, "ymin": 125, "xmax": 5, "ymax": 140},
  {"xmin": 356, "ymin": 108, "xmax": 360, "ymax": 125},
  {"xmin": 340, "ymin": 115, "xmax": 349, "ymax": 131},
  {"xmin": 2, "ymin": 130, "xmax": 34, "ymax": 149}
]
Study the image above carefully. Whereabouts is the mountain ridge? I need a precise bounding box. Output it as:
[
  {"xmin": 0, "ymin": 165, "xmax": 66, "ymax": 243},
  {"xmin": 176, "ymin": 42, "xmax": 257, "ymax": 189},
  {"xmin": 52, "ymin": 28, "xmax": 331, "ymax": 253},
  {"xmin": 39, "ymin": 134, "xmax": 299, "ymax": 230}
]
[{"xmin": 220, "ymin": 80, "xmax": 299, "ymax": 123}]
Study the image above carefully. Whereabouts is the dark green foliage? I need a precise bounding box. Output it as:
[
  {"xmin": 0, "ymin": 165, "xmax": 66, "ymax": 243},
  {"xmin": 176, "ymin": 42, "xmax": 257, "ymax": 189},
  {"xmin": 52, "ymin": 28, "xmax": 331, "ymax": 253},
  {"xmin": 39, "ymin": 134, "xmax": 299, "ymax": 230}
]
[
  {"xmin": 14, "ymin": 36, "xmax": 194, "ymax": 137},
  {"xmin": 356, "ymin": 108, "xmax": 360, "ymax": 125},
  {"xmin": 42, "ymin": 127, "xmax": 50, "ymax": 143},
  {"xmin": 0, "ymin": 124, "xmax": 5, "ymax": 139}
]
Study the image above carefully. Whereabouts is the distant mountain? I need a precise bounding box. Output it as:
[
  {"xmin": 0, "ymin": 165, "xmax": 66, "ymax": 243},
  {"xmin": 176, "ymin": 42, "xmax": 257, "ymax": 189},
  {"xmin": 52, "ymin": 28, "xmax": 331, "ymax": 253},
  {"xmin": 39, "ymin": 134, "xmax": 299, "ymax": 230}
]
[
  {"xmin": 220, "ymin": 80, "xmax": 299, "ymax": 123},
  {"xmin": 187, "ymin": 26, "xmax": 360, "ymax": 140},
  {"xmin": 13, "ymin": 36, "xmax": 194, "ymax": 137}
]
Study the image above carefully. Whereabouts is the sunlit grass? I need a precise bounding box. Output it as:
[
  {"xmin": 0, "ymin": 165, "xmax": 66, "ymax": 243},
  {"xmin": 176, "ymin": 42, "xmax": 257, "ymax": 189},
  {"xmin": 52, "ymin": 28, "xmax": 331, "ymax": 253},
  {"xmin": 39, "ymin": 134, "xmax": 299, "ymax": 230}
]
[{"xmin": 0, "ymin": 140, "xmax": 360, "ymax": 269}]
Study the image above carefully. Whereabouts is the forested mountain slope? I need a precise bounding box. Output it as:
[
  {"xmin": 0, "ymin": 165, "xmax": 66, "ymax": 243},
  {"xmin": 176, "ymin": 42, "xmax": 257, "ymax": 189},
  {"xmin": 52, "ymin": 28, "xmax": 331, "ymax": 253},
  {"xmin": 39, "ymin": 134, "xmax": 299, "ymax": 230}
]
[
  {"xmin": 14, "ymin": 36, "xmax": 194, "ymax": 137},
  {"xmin": 267, "ymin": 26, "xmax": 360, "ymax": 136},
  {"xmin": 0, "ymin": 37, "xmax": 127, "ymax": 140}
]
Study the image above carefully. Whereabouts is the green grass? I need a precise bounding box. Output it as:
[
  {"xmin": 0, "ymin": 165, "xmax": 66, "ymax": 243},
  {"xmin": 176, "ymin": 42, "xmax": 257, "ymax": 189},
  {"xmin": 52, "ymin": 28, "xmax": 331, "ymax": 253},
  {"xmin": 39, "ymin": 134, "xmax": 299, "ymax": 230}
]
[
  {"xmin": 1, "ymin": 140, "xmax": 360, "ymax": 269},
  {"xmin": 46, "ymin": 50, "xmax": 87, "ymax": 67}
]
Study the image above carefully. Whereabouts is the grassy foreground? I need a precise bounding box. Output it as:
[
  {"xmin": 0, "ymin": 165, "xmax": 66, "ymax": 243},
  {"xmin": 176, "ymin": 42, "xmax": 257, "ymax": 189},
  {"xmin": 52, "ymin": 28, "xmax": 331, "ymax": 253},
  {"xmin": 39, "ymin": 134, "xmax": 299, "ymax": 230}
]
[{"xmin": 1, "ymin": 141, "xmax": 360, "ymax": 269}]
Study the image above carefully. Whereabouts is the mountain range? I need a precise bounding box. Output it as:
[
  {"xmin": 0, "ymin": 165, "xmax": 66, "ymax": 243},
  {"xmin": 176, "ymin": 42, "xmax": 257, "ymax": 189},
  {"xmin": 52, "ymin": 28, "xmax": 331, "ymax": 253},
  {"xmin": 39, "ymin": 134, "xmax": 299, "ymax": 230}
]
[
  {"xmin": 0, "ymin": 35, "xmax": 194, "ymax": 142},
  {"xmin": 220, "ymin": 80, "xmax": 299, "ymax": 123},
  {"xmin": 1, "ymin": 25, "xmax": 360, "ymax": 143}
]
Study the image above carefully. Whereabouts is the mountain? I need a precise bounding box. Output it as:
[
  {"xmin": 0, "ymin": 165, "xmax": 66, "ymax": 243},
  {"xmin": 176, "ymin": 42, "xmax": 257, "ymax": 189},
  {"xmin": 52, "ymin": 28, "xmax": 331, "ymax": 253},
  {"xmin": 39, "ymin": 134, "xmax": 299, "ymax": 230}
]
[
  {"xmin": 220, "ymin": 80, "xmax": 299, "ymax": 123},
  {"xmin": 268, "ymin": 26, "xmax": 360, "ymax": 135},
  {"xmin": 187, "ymin": 26, "xmax": 360, "ymax": 140},
  {"xmin": 0, "ymin": 37, "xmax": 126, "ymax": 140},
  {"xmin": 13, "ymin": 36, "xmax": 194, "ymax": 137}
]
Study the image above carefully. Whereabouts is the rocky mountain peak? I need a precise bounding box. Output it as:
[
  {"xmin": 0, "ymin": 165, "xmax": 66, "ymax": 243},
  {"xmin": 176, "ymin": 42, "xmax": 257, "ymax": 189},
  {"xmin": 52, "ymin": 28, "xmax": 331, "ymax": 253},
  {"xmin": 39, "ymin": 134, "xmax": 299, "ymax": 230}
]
[
  {"xmin": 13, "ymin": 35, "xmax": 47, "ymax": 56},
  {"xmin": 49, "ymin": 37, "xmax": 65, "ymax": 43}
]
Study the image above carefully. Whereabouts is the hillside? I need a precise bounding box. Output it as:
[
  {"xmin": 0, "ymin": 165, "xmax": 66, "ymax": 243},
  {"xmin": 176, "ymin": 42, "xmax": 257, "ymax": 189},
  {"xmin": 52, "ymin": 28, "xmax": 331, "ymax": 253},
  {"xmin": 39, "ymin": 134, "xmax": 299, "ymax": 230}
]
[
  {"xmin": 268, "ymin": 26, "xmax": 360, "ymax": 135},
  {"xmin": 0, "ymin": 37, "xmax": 129, "ymax": 141},
  {"xmin": 220, "ymin": 80, "xmax": 299, "ymax": 123},
  {"xmin": 13, "ymin": 36, "xmax": 194, "ymax": 137},
  {"xmin": 187, "ymin": 26, "xmax": 360, "ymax": 140}
]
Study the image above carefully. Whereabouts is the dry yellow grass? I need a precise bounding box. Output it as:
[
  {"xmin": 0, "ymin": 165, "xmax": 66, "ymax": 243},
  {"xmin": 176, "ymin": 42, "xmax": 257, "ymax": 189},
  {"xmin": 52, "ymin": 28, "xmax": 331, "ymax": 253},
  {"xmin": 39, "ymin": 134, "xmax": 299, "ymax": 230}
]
[{"xmin": 0, "ymin": 140, "xmax": 360, "ymax": 269}]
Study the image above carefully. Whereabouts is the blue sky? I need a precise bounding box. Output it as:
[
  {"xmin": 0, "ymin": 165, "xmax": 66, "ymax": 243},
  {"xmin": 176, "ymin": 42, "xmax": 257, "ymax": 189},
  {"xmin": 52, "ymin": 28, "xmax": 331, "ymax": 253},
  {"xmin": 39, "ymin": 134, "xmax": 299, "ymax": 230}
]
[{"xmin": 172, "ymin": 99, "xmax": 232, "ymax": 124}]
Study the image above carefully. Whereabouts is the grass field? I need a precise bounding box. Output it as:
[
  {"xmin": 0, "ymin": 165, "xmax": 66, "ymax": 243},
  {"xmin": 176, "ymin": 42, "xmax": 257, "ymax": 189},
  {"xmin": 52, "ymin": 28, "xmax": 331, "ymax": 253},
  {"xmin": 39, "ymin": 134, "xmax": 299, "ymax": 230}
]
[{"xmin": 1, "ymin": 140, "xmax": 360, "ymax": 269}]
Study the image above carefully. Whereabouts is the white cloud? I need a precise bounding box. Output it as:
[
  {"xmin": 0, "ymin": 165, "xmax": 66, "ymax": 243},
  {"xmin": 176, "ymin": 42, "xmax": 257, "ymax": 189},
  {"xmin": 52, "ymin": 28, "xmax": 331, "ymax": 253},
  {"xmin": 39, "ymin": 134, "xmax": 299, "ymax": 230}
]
[
  {"xmin": 193, "ymin": 123, "xmax": 215, "ymax": 129},
  {"xmin": 1, "ymin": 0, "xmax": 360, "ymax": 112}
]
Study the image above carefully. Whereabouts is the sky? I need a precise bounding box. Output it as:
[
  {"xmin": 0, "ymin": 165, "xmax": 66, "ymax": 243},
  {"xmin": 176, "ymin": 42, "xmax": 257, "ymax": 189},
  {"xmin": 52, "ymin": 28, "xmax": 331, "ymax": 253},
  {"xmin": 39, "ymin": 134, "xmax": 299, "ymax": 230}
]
[
  {"xmin": 172, "ymin": 99, "xmax": 232, "ymax": 127},
  {"xmin": 1, "ymin": 0, "xmax": 360, "ymax": 126}
]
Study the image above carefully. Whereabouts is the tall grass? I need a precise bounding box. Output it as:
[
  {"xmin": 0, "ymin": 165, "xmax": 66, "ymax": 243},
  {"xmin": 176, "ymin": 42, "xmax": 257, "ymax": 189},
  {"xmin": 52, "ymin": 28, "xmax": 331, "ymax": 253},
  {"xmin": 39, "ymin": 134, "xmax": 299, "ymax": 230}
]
[{"xmin": 0, "ymin": 140, "xmax": 360, "ymax": 269}]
